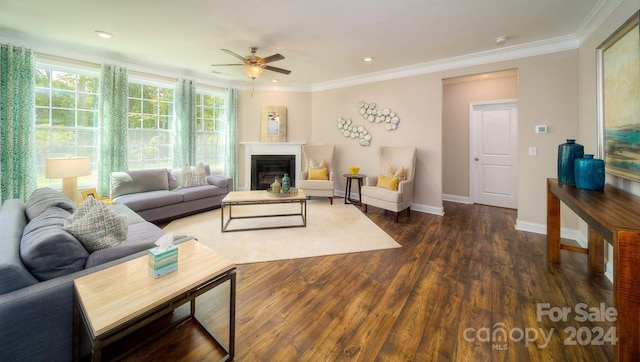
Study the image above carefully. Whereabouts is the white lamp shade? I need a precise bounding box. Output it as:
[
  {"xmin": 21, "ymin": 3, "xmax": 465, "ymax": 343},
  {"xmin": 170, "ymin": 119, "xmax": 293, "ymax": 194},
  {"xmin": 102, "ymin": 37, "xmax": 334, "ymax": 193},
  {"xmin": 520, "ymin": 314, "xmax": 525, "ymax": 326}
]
[{"xmin": 46, "ymin": 157, "xmax": 91, "ymax": 178}]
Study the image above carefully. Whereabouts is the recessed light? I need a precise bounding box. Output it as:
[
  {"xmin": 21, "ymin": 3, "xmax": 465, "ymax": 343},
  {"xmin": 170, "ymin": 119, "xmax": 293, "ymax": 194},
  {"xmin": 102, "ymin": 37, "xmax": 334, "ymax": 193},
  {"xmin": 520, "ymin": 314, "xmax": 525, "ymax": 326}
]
[
  {"xmin": 95, "ymin": 30, "xmax": 113, "ymax": 39},
  {"xmin": 363, "ymin": 57, "xmax": 373, "ymax": 62}
]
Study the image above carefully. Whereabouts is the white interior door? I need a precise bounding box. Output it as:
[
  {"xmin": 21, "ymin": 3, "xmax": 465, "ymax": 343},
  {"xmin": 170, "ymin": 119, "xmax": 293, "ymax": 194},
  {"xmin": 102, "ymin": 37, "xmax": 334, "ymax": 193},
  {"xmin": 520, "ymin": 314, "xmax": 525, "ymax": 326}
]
[{"xmin": 470, "ymin": 100, "xmax": 518, "ymax": 209}]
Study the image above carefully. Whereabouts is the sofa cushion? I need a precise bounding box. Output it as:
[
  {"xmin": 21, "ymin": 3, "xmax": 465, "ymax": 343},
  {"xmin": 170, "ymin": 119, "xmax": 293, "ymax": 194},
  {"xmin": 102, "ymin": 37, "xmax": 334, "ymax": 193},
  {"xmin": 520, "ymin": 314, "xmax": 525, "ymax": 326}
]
[
  {"xmin": 110, "ymin": 169, "xmax": 169, "ymax": 199},
  {"xmin": 362, "ymin": 184, "xmax": 402, "ymax": 203},
  {"xmin": 0, "ymin": 199, "xmax": 39, "ymax": 293},
  {"xmin": 172, "ymin": 184, "xmax": 228, "ymax": 202},
  {"xmin": 85, "ymin": 222, "xmax": 166, "ymax": 268},
  {"xmin": 182, "ymin": 163, "xmax": 208, "ymax": 188},
  {"xmin": 20, "ymin": 206, "xmax": 89, "ymax": 281},
  {"xmin": 113, "ymin": 190, "xmax": 184, "ymax": 212},
  {"xmin": 63, "ymin": 197, "xmax": 128, "ymax": 253},
  {"xmin": 25, "ymin": 187, "xmax": 76, "ymax": 221}
]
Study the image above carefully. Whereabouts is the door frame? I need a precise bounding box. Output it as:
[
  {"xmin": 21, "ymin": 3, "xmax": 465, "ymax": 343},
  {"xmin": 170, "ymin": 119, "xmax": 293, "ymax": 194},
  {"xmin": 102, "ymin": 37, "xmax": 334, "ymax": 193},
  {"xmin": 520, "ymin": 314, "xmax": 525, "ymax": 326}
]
[{"xmin": 468, "ymin": 99, "xmax": 518, "ymax": 206}]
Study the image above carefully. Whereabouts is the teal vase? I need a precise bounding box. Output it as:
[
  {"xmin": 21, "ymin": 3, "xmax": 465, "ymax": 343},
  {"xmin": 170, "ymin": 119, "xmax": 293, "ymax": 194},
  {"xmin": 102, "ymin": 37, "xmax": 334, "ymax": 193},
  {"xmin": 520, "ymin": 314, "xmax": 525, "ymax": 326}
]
[
  {"xmin": 574, "ymin": 155, "xmax": 604, "ymax": 190},
  {"xmin": 282, "ymin": 173, "xmax": 290, "ymax": 193},
  {"xmin": 557, "ymin": 139, "xmax": 584, "ymax": 185}
]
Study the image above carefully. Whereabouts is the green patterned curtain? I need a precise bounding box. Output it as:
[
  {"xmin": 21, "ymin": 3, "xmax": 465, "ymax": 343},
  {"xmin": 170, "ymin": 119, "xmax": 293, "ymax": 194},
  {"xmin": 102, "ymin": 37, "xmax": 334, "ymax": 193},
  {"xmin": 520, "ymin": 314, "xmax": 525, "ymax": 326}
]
[
  {"xmin": 225, "ymin": 88, "xmax": 238, "ymax": 190},
  {"xmin": 97, "ymin": 64, "xmax": 129, "ymax": 197},
  {"xmin": 0, "ymin": 44, "xmax": 36, "ymax": 203},
  {"xmin": 173, "ymin": 79, "xmax": 196, "ymax": 167}
]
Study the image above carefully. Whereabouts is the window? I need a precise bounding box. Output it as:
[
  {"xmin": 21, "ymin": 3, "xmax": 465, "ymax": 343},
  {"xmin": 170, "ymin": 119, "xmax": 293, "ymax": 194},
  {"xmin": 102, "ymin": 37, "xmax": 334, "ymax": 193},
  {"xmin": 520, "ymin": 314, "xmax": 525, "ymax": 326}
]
[
  {"xmin": 35, "ymin": 68, "xmax": 99, "ymax": 187},
  {"xmin": 127, "ymin": 81, "xmax": 174, "ymax": 170},
  {"xmin": 34, "ymin": 65, "xmax": 229, "ymax": 185},
  {"xmin": 195, "ymin": 91, "xmax": 227, "ymax": 172}
]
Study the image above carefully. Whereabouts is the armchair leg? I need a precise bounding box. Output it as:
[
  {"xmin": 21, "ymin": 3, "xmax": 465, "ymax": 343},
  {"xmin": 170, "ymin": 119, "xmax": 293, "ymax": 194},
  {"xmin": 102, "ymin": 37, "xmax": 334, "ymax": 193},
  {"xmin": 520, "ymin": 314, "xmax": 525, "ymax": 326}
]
[
  {"xmin": 363, "ymin": 204, "xmax": 368, "ymax": 213},
  {"xmin": 394, "ymin": 212, "xmax": 399, "ymax": 223},
  {"xmin": 407, "ymin": 207, "xmax": 411, "ymax": 217},
  {"xmin": 329, "ymin": 197, "xmax": 333, "ymax": 205}
]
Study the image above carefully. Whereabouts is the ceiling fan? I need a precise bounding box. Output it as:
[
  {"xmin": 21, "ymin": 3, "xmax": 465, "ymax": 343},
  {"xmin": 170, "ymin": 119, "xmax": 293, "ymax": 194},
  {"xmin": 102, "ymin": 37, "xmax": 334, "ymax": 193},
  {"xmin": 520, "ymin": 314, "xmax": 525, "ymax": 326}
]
[{"xmin": 211, "ymin": 46, "xmax": 292, "ymax": 80}]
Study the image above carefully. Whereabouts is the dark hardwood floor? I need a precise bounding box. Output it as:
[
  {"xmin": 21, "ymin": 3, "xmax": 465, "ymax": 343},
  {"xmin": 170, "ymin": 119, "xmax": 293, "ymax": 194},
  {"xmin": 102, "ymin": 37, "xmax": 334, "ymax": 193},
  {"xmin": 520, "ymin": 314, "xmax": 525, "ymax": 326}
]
[{"xmin": 120, "ymin": 201, "xmax": 614, "ymax": 361}]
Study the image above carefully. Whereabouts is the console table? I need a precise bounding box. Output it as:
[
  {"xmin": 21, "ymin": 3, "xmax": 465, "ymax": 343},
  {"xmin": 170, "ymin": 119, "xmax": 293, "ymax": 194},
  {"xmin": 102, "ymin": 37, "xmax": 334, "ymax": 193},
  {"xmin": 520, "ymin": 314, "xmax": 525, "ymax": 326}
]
[{"xmin": 547, "ymin": 178, "xmax": 640, "ymax": 361}]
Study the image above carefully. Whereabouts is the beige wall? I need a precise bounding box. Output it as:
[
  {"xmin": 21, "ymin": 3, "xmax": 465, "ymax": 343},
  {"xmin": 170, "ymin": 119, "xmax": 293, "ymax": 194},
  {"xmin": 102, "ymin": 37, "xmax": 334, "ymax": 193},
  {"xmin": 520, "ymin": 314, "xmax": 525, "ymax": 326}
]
[
  {"xmin": 235, "ymin": 1, "xmax": 637, "ymax": 227},
  {"xmin": 442, "ymin": 74, "xmax": 519, "ymax": 198},
  {"xmin": 236, "ymin": 90, "xmax": 313, "ymax": 190}
]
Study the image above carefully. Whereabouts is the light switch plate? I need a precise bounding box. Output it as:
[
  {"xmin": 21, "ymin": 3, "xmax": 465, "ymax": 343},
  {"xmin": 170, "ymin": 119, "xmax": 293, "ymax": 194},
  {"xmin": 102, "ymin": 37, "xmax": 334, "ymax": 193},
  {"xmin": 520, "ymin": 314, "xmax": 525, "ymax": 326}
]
[{"xmin": 529, "ymin": 146, "xmax": 537, "ymax": 156}]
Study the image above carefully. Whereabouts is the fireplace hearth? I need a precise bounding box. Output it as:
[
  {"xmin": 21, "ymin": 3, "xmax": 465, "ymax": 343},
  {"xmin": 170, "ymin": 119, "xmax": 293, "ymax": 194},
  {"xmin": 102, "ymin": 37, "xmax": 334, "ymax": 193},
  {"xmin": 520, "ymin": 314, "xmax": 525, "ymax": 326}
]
[{"xmin": 251, "ymin": 155, "xmax": 296, "ymax": 190}]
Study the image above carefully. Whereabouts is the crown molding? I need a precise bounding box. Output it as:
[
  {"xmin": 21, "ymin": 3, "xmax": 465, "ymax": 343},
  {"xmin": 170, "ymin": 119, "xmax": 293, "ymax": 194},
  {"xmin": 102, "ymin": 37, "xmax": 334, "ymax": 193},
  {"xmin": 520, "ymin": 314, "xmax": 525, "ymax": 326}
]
[{"xmin": 310, "ymin": 35, "xmax": 580, "ymax": 92}]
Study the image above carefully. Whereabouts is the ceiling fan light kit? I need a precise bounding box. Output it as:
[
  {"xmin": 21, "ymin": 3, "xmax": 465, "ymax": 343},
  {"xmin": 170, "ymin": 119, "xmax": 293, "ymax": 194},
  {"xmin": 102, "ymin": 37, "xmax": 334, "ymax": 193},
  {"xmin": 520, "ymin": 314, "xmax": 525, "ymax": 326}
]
[{"xmin": 212, "ymin": 46, "xmax": 291, "ymax": 81}]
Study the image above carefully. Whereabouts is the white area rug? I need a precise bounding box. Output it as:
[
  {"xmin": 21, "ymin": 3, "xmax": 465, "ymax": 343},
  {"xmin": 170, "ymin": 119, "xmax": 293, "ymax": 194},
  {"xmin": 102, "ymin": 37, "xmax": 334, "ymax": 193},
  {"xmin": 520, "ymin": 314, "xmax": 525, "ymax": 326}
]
[{"xmin": 162, "ymin": 199, "xmax": 401, "ymax": 264}]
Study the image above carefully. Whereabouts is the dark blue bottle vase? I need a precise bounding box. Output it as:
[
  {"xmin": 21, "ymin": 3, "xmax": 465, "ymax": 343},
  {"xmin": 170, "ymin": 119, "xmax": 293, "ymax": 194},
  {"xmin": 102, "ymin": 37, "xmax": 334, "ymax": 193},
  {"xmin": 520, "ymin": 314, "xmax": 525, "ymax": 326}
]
[
  {"xmin": 557, "ymin": 139, "xmax": 584, "ymax": 185},
  {"xmin": 574, "ymin": 154, "xmax": 605, "ymax": 190}
]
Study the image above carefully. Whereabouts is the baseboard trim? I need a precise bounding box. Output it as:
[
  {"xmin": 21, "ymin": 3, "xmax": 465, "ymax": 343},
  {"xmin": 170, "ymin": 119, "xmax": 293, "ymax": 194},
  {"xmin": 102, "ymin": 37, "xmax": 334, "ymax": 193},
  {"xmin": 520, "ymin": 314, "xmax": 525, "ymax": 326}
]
[
  {"xmin": 442, "ymin": 194, "xmax": 472, "ymax": 204},
  {"xmin": 515, "ymin": 219, "xmax": 578, "ymax": 240}
]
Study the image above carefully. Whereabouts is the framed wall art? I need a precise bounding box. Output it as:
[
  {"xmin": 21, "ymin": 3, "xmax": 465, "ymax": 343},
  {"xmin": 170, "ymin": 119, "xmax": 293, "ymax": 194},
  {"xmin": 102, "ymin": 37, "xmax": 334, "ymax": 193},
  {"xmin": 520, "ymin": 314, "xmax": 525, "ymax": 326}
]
[
  {"xmin": 261, "ymin": 106, "xmax": 287, "ymax": 142},
  {"xmin": 81, "ymin": 188, "xmax": 98, "ymax": 200},
  {"xmin": 597, "ymin": 10, "xmax": 640, "ymax": 181}
]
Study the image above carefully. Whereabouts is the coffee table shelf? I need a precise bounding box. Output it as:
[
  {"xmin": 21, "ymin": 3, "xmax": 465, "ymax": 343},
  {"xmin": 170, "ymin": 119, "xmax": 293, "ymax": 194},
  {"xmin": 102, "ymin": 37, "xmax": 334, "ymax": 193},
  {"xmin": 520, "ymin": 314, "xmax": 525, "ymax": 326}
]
[{"xmin": 221, "ymin": 190, "xmax": 307, "ymax": 232}]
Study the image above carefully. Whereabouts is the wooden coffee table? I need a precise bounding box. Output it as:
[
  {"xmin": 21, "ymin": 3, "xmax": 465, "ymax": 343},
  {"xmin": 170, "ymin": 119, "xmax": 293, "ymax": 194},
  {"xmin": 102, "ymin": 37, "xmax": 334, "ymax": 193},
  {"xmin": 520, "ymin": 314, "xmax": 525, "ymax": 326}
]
[
  {"xmin": 73, "ymin": 240, "xmax": 236, "ymax": 361},
  {"xmin": 221, "ymin": 189, "xmax": 307, "ymax": 232}
]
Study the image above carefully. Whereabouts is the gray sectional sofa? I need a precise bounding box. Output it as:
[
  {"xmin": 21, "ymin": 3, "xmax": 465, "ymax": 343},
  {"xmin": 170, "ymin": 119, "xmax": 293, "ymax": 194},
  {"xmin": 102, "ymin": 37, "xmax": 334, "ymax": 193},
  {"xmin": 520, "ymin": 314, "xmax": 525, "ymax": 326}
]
[
  {"xmin": 0, "ymin": 187, "xmax": 192, "ymax": 361},
  {"xmin": 110, "ymin": 165, "xmax": 232, "ymax": 223}
]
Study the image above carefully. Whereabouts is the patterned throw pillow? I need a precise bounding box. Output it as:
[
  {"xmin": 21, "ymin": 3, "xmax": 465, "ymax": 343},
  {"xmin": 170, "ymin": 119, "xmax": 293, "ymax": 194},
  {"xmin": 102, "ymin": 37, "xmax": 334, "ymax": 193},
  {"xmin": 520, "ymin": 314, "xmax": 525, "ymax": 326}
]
[
  {"xmin": 182, "ymin": 162, "xmax": 208, "ymax": 188},
  {"xmin": 377, "ymin": 174, "xmax": 400, "ymax": 191},
  {"xmin": 309, "ymin": 159, "xmax": 327, "ymax": 169},
  {"xmin": 383, "ymin": 165, "xmax": 406, "ymax": 180},
  {"xmin": 63, "ymin": 196, "xmax": 128, "ymax": 252}
]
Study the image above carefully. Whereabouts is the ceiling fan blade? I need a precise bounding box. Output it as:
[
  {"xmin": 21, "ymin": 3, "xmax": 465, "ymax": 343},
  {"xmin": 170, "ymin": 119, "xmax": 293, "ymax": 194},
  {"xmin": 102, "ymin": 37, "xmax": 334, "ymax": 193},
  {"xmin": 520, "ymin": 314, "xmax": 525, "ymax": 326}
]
[
  {"xmin": 263, "ymin": 65, "xmax": 291, "ymax": 75},
  {"xmin": 221, "ymin": 49, "xmax": 246, "ymax": 61},
  {"xmin": 262, "ymin": 53, "xmax": 285, "ymax": 64},
  {"xmin": 210, "ymin": 63, "xmax": 244, "ymax": 67}
]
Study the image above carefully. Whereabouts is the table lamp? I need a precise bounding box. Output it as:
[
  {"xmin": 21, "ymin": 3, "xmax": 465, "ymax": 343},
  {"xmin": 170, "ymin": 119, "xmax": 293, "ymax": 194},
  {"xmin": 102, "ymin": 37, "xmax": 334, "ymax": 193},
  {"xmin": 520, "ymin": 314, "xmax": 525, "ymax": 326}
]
[{"xmin": 46, "ymin": 157, "xmax": 91, "ymax": 202}]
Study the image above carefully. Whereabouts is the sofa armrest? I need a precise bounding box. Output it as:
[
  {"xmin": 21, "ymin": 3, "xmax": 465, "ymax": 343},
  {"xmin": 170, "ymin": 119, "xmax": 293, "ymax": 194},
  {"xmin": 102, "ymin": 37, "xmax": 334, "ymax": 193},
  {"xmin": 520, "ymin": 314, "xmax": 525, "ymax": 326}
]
[{"xmin": 207, "ymin": 175, "xmax": 233, "ymax": 191}]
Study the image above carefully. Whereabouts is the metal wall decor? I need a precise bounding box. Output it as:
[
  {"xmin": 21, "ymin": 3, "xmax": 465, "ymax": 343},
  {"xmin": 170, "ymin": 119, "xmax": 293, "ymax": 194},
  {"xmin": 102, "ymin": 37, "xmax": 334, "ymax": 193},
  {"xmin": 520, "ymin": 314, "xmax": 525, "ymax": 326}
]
[
  {"xmin": 336, "ymin": 101, "xmax": 402, "ymax": 146},
  {"xmin": 358, "ymin": 101, "xmax": 400, "ymax": 130}
]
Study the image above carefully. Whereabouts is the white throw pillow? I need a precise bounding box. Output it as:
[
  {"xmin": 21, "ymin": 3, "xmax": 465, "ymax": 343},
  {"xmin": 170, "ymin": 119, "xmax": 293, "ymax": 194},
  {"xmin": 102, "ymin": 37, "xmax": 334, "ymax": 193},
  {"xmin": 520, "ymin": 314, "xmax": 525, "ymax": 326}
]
[{"xmin": 181, "ymin": 162, "xmax": 208, "ymax": 188}]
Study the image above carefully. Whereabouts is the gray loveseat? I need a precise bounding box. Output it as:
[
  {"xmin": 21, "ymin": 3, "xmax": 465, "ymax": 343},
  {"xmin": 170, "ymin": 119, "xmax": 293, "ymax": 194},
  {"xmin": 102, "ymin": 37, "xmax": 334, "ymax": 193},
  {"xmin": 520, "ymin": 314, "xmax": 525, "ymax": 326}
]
[
  {"xmin": 110, "ymin": 165, "xmax": 232, "ymax": 223},
  {"xmin": 0, "ymin": 188, "xmax": 191, "ymax": 361}
]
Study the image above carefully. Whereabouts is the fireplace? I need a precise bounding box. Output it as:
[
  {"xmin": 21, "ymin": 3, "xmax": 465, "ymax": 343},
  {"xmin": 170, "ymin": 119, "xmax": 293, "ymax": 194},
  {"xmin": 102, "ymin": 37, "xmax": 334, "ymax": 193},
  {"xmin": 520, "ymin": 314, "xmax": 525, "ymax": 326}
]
[
  {"xmin": 251, "ymin": 155, "xmax": 296, "ymax": 190},
  {"xmin": 241, "ymin": 142, "xmax": 305, "ymax": 191}
]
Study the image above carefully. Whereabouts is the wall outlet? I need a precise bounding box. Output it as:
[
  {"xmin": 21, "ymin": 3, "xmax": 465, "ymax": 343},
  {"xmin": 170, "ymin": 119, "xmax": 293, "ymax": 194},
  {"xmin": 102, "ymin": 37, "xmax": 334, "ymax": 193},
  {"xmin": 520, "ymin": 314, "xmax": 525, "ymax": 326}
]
[{"xmin": 529, "ymin": 146, "xmax": 537, "ymax": 156}]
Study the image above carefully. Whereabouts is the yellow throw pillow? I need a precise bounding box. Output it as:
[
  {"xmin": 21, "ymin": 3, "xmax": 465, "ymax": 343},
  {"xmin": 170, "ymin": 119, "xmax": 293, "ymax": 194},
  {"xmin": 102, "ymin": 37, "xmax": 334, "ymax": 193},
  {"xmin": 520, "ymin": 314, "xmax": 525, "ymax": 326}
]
[
  {"xmin": 308, "ymin": 167, "xmax": 328, "ymax": 180},
  {"xmin": 377, "ymin": 174, "xmax": 399, "ymax": 190}
]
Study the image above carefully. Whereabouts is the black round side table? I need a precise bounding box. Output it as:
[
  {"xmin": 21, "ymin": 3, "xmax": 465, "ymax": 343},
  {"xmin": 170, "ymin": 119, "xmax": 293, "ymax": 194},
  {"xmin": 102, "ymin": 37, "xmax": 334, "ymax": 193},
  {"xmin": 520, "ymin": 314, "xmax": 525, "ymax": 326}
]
[{"xmin": 343, "ymin": 173, "xmax": 366, "ymax": 205}]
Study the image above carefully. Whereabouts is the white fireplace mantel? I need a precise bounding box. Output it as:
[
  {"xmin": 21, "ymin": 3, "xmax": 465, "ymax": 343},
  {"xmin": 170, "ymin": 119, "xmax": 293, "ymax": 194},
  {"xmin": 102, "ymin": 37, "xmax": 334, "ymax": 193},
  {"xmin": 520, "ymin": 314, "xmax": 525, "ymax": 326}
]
[{"xmin": 241, "ymin": 142, "xmax": 305, "ymax": 190}]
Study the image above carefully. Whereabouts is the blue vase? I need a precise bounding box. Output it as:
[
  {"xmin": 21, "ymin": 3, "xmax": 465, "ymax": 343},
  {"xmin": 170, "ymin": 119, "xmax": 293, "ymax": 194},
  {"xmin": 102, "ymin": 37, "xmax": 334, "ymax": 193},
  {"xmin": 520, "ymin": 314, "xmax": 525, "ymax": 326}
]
[
  {"xmin": 282, "ymin": 173, "xmax": 290, "ymax": 193},
  {"xmin": 574, "ymin": 155, "xmax": 604, "ymax": 190},
  {"xmin": 557, "ymin": 139, "xmax": 584, "ymax": 185}
]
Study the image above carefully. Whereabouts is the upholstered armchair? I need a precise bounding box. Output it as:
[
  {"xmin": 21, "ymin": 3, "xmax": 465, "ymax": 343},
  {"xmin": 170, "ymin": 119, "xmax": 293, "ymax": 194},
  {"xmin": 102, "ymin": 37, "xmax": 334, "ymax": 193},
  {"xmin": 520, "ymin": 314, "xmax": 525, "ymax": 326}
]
[
  {"xmin": 298, "ymin": 145, "xmax": 335, "ymax": 204},
  {"xmin": 361, "ymin": 146, "xmax": 417, "ymax": 222}
]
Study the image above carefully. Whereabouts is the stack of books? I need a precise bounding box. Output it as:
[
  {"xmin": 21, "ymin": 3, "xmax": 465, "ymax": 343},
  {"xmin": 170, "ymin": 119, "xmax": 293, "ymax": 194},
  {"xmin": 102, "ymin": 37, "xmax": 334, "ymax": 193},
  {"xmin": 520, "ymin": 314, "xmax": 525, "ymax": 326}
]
[{"xmin": 148, "ymin": 245, "xmax": 178, "ymax": 278}]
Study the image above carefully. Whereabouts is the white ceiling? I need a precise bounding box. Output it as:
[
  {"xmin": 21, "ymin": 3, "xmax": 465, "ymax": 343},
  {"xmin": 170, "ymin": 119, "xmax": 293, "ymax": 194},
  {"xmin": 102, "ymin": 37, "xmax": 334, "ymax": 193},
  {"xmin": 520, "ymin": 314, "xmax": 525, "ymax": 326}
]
[{"xmin": 0, "ymin": 0, "xmax": 616, "ymax": 90}]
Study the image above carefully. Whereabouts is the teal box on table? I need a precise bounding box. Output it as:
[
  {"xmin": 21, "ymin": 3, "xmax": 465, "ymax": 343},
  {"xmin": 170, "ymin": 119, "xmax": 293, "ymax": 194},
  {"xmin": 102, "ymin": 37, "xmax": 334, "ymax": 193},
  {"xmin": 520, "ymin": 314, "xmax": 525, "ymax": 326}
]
[{"xmin": 148, "ymin": 245, "xmax": 178, "ymax": 278}]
